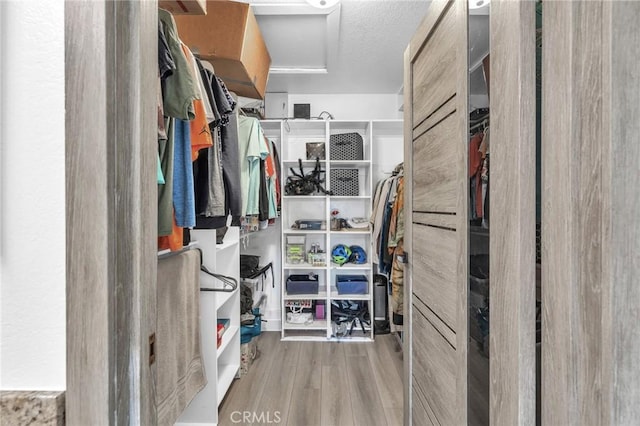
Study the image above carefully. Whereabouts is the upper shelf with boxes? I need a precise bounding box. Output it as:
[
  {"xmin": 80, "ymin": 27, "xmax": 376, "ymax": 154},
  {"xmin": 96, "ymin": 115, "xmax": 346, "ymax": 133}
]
[{"xmin": 172, "ymin": 0, "xmax": 271, "ymax": 100}]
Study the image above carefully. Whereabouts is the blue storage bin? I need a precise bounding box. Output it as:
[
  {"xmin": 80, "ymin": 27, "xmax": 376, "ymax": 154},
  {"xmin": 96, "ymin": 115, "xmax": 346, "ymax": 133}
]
[
  {"xmin": 336, "ymin": 275, "xmax": 368, "ymax": 294},
  {"xmin": 286, "ymin": 274, "xmax": 319, "ymax": 295}
]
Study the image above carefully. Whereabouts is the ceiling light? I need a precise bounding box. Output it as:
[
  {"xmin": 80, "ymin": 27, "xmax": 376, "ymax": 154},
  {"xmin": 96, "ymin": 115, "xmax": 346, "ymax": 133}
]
[
  {"xmin": 305, "ymin": 0, "xmax": 340, "ymax": 9},
  {"xmin": 469, "ymin": 0, "xmax": 489, "ymax": 9}
]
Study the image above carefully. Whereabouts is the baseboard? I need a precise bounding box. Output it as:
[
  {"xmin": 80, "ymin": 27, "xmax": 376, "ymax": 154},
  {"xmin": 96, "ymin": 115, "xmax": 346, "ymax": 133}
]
[{"xmin": 261, "ymin": 318, "xmax": 281, "ymax": 331}]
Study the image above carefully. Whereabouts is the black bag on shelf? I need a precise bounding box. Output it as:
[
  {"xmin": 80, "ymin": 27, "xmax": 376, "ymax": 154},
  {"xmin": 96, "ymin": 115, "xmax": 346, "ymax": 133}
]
[{"xmin": 240, "ymin": 254, "xmax": 260, "ymax": 279}]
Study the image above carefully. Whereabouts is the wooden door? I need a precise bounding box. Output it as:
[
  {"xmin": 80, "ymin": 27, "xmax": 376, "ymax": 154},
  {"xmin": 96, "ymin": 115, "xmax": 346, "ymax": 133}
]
[
  {"xmin": 543, "ymin": 1, "xmax": 640, "ymax": 424},
  {"xmin": 403, "ymin": 0, "xmax": 468, "ymax": 424}
]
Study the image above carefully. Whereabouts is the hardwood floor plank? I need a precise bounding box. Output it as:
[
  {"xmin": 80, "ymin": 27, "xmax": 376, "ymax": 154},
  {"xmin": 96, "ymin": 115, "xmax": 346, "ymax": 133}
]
[
  {"xmin": 287, "ymin": 343, "xmax": 323, "ymax": 426},
  {"xmin": 218, "ymin": 332, "xmax": 279, "ymax": 423},
  {"xmin": 322, "ymin": 340, "xmax": 342, "ymax": 367},
  {"xmin": 343, "ymin": 342, "xmax": 369, "ymax": 357},
  {"xmin": 321, "ymin": 344, "xmax": 355, "ymax": 426},
  {"xmin": 346, "ymin": 355, "xmax": 388, "ymax": 426},
  {"xmin": 368, "ymin": 337, "xmax": 404, "ymax": 425},
  {"xmin": 253, "ymin": 340, "xmax": 302, "ymax": 425},
  {"xmin": 218, "ymin": 335, "xmax": 403, "ymax": 426}
]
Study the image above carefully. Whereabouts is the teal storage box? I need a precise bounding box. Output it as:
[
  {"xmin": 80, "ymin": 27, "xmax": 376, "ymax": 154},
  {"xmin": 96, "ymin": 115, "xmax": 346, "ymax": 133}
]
[{"xmin": 336, "ymin": 275, "xmax": 368, "ymax": 294}]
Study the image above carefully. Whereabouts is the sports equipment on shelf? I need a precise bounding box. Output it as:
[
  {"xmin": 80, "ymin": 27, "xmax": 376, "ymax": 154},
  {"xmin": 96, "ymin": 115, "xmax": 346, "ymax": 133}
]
[
  {"xmin": 348, "ymin": 245, "xmax": 367, "ymax": 264},
  {"xmin": 331, "ymin": 244, "xmax": 352, "ymax": 265}
]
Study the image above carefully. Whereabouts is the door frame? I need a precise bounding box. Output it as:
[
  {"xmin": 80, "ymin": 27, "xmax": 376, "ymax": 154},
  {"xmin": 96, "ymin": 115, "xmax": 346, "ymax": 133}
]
[
  {"xmin": 489, "ymin": 1, "xmax": 537, "ymax": 425},
  {"xmin": 65, "ymin": 1, "xmax": 158, "ymax": 424}
]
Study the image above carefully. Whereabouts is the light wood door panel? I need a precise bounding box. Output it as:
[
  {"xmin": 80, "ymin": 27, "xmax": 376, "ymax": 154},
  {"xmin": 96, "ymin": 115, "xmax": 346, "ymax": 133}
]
[
  {"xmin": 412, "ymin": 113, "xmax": 459, "ymax": 214},
  {"xmin": 412, "ymin": 224, "xmax": 457, "ymax": 331},
  {"xmin": 404, "ymin": 0, "xmax": 467, "ymax": 425},
  {"xmin": 412, "ymin": 0, "xmax": 457, "ymax": 127},
  {"xmin": 412, "ymin": 386, "xmax": 437, "ymax": 426},
  {"xmin": 412, "ymin": 308, "xmax": 456, "ymax": 426}
]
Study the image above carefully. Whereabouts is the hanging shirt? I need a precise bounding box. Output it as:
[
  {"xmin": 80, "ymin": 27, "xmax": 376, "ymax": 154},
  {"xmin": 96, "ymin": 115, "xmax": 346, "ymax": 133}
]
[
  {"xmin": 205, "ymin": 128, "xmax": 226, "ymax": 217},
  {"xmin": 469, "ymin": 133, "xmax": 484, "ymax": 219},
  {"xmin": 157, "ymin": 78, "xmax": 167, "ymax": 185},
  {"xmin": 264, "ymin": 136, "xmax": 278, "ymax": 219},
  {"xmin": 173, "ymin": 119, "xmax": 196, "ymax": 228},
  {"xmin": 213, "ymin": 76, "xmax": 237, "ymax": 126},
  {"xmin": 158, "ymin": 21, "xmax": 175, "ymax": 81},
  {"xmin": 158, "ymin": 117, "xmax": 175, "ymax": 236},
  {"xmin": 221, "ymin": 109, "xmax": 242, "ymax": 221},
  {"xmin": 158, "ymin": 9, "xmax": 197, "ymax": 120},
  {"xmin": 196, "ymin": 59, "xmax": 222, "ymax": 126},
  {"xmin": 238, "ymin": 116, "xmax": 269, "ymax": 216},
  {"xmin": 271, "ymin": 141, "xmax": 281, "ymax": 211},
  {"xmin": 180, "ymin": 43, "xmax": 213, "ymax": 161}
]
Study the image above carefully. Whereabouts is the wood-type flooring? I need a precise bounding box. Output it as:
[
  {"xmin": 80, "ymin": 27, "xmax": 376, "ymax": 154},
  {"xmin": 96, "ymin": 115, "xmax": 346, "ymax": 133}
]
[{"xmin": 218, "ymin": 332, "xmax": 404, "ymax": 426}]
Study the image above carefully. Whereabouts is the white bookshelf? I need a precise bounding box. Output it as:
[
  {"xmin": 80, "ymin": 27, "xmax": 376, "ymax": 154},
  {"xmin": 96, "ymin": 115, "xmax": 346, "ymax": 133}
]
[{"xmin": 176, "ymin": 227, "xmax": 241, "ymax": 425}]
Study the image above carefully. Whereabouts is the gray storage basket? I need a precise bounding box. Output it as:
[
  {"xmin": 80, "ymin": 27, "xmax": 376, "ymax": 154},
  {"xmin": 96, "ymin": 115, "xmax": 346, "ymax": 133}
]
[
  {"xmin": 330, "ymin": 133, "xmax": 364, "ymax": 161},
  {"xmin": 330, "ymin": 169, "xmax": 359, "ymax": 196}
]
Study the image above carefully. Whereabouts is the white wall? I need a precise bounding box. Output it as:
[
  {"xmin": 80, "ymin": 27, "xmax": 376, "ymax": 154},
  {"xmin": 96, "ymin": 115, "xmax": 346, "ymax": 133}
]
[
  {"xmin": 287, "ymin": 94, "xmax": 402, "ymax": 120},
  {"xmin": 0, "ymin": 0, "xmax": 66, "ymax": 390},
  {"xmin": 241, "ymin": 223, "xmax": 283, "ymax": 331}
]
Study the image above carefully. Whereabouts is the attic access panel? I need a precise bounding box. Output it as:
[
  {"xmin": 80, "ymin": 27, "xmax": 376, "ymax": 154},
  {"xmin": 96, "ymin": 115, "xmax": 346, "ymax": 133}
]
[{"xmin": 256, "ymin": 14, "xmax": 328, "ymax": 71}]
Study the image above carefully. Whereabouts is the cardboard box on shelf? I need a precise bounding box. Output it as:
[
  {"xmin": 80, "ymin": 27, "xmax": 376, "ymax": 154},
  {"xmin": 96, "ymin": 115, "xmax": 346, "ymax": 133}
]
[
  {"xmin": 158, "ymin": 0, "xmax": 207, "ymax": 15},
  {"xmin": 173, "ymin": 0, "xmax": 271, "ymax": 100}
]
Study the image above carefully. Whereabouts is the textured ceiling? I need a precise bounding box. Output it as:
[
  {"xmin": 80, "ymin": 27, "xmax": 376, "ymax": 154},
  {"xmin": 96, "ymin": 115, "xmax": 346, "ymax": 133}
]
[{"xmin": 249, "ymin": 0, "xmax": 431, "ymax": 94}]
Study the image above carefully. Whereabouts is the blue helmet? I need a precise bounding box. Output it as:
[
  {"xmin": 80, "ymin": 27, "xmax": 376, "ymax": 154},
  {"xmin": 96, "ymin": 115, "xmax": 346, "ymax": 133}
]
[
  {"xmin": 331, "ymin": 244, "xmax": 351, "ymax": 265},
  {"xmin": 348, "ymin": 245, "xmax": 367, "ymax": 264}
]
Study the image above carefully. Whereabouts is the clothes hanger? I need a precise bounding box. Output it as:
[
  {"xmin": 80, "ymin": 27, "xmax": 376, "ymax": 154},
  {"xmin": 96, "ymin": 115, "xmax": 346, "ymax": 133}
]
[{"xmin": 195, "ymin": 248, "xmax": 238, "ymax": 292}]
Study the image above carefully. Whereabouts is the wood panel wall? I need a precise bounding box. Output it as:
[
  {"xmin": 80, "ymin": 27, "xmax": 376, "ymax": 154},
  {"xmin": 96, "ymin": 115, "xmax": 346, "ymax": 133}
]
[
  {"xmin": 66, "ymin": 1, "xmax": 158, "ymax": 424},
  {"xmin": 489, "ymin": 1, "xmax": 536, "ymax": 425},
  {"xmin": 543, "ymin": 1, "xmax": 640, "ymax": 424}
]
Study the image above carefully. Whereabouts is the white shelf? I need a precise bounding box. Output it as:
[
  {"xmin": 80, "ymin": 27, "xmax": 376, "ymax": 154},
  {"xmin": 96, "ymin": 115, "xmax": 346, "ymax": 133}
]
[
  {"xmin": 284, "ymin": 159, "xmax": 327, "ymax": 165},
  {"xmin": 330, "ymin": 229, "xmax": 371, "ymax": 234},
  {"xmin": 283, "ymin": 319, "xmax": 327, "ymax": 330},
  {"xmin": 282, "ymin": 195, "xmax": 327, "ymax": 199},
  {"xmin": 284, "ymin": 290, "xmax": 328, "ymax": 300},
  {"xmin": 217, "ymin": 363, "xmax": 240, "ymax": 406},
  {"xmin": 284, "ymin": 263, "xmax": 327, "ymax": 270},
  {"xmin": 216, "ymin": 239, "xmax": 238, "ymax": 252},
  {"xmin": 330, "ymin": 288, "xmax": 370, "ymax": 300},
  {"xmin": 284, "ymin": 228, "xmax": 326, "ymax": 234},
  {"xmin": 271, "ymin": 119, "xmax": 392, "ymax": 342},
  {"xmin": 182, "ymin": 227, "xmax": 240, "ymax": 422},
  {"xmin": 216, "ymin": 326, "xmax": 239, "ymax": 359},
  {"xmin": 331, "ymin": 263, "xmax": 372, "ymax": 270},
  {"xmin": 330, "ymin": 160, "xmax": 370, "ymax": 167},
  {"xmin": 216, "ymin": 290, "xmax": 235, "ymax": 311}
]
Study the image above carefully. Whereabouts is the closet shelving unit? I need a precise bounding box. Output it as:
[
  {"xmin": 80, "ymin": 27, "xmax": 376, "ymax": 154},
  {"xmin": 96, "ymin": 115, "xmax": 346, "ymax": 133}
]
[
  {"xmin": 176, "ymin": 227, "xmax": 240, "ymax": 426},
  {"xmin": 267, "ymin": 119, "xmax": 378, "ymax": 342}
]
